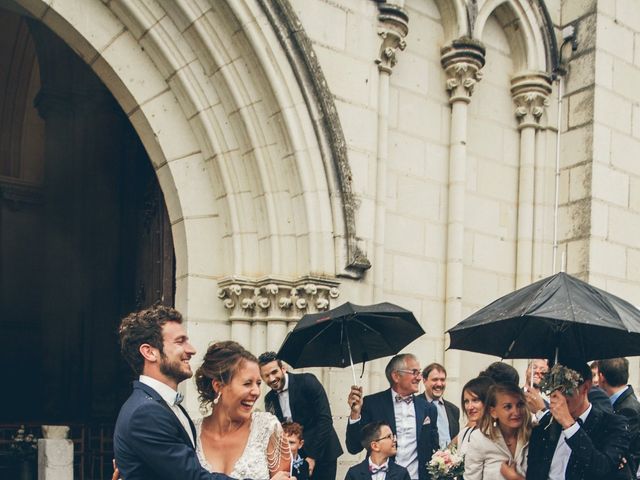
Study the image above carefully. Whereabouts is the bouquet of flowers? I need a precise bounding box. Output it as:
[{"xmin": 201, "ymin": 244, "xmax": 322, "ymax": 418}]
[
  {"xmin": 538, "ymin": 364, "xmax": 583, "ymax": 396},
  {"xmin": 427, "ymin": 446, "xmax": 464, "ymax": 480},
  {"xmin": 10, "ymin": 425, "xmax": 38, "ymax": 460}
]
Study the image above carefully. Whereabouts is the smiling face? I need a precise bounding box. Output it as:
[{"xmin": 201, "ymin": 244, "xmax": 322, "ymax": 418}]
[
  {"xmin": 218, "ymin": 360, "xmax": 262, "ymax": 421},
  {"xmin": 372, "ymin": 424, "xmax": 397, "ymax": 457},
  {"xmin": 525, "ymin": 359, "xmax": 549, "ymax": 387},
  {"xmin": 424, "ymin": 368, "xmax": 447, "ymax": 400},
  {"xmin": 463, "ymin": 389, "xmax": 485, "ymax": 424},
  {"xmin": 490, "ymin": 392, "xmax": 525, "ymax": 433},
  {"xmin": 158, "ymin": 321, "xmax": 196, "ymax": 385},
  {"xmin": 392, "ymin": 357, "xmax": 422, "ymax": 396},
  {"xmin": 259, "ymin": 360, "xmax": 286, "ymax": 392}
]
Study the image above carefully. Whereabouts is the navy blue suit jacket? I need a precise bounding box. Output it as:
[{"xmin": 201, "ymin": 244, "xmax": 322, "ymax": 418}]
[
  {"xmin": 526, "ymin": 407, "xmax": 632, "ymax": 480},
  {"xmin": 114, "ymin": 381, "xmax": 234, "ymax": 480},
  {"xmin": 345, "ymin": 389, "xmax": 439, "ymax": 480},
  {"xmin": 345, "ymin": 458, "xmax": 411, "ymax": 480}
]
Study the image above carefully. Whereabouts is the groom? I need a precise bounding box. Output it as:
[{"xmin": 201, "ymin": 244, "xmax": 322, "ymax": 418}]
[{"xmin": 113, "ymin": 305, "xmax": 235, "ymax": 480}]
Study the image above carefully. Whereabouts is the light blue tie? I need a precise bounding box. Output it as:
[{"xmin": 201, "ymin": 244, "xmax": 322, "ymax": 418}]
[{"xmin": 433, "ymin": 400, "xmax": 451, "ymax": 449}]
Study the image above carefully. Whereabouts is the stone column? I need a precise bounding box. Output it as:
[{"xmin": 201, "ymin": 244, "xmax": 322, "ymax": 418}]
[
  {"xmin": 37, "ymin": 438, "xmax": 73, "ymax": 480},
  {"xmin": 440, "ymin": 38, "xmax": 485, "ymax": 397},
  {"xmin": 369, "ymin": 2, "xmax": 408, "ymax": 393},
  {"xmin": 511, "ymin": 73, "xmax": 552, "ymax": 288},
  {"xmin": 372, "ymin": 3, "xmax": 408, "ymax": 303}
]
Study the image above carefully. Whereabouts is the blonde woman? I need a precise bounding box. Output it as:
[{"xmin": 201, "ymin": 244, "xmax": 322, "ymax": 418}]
[{"xmin": 463, "ymin": 383, "xmax": 531, "ymax": 480}]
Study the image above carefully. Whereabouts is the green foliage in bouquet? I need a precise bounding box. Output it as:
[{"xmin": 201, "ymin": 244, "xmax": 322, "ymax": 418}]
[
  {"xmin": 538, "ymin": 364, "xmax": 583, "ymax": 396},
  {"xmin": 427, "ymin": 446, "xmax": 465, "ymax": 480}
]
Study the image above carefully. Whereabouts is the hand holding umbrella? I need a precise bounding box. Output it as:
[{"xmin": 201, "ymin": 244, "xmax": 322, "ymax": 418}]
[{"xmin": 348, "ymin": 385, "xmax": 363, "ymax": 418}]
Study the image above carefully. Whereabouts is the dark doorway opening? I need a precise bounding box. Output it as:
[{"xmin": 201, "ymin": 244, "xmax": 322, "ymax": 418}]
[{"xmin": 0, "ymin": 4, "xmax": 175, "ymax": 478}]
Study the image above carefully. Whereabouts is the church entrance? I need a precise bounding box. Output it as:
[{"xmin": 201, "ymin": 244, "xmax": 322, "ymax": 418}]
[{"xmin": 0, "ymin": 3, "xmax": 174, "ymax": 477}]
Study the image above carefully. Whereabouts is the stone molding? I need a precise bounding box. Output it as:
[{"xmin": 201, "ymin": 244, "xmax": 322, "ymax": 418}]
[
  {"xmin": 217, "ymin": 275, "xmax": 340, "ymax": 322},
  {"xmin": 511, "ymin": 72, "xmax": 552, "ymax": 128},
  {"xmin": 375, "ymin": 4, "xmax": 409, "ymax": 74},
  {"xmin": 257, "ymin": 0, "xmax": 371, "ymax": 278},
  {"xmin": 440, "ymin": 37, "xmax": 486, "ymax": 104}
]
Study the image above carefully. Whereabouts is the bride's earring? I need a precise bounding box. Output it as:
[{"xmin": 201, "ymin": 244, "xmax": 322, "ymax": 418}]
[
  {"xmin": 492, "ymin": 418, "xmax": 497, "ymax": 427},
  {"xmin": 213, "ymin": 392, "xmax": 221, "ymax": 405}
]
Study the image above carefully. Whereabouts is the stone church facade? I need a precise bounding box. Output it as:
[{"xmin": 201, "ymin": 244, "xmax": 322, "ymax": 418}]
[{"xmin": 2, "ymin": 0, "xmax": 640, "ymax": 475}]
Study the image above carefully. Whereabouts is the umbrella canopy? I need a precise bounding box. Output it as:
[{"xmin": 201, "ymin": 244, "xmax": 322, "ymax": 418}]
[
  {"xmin": 277, "ymin": 301, "xmax": 425, "ymax": 370},
  {"xmin": 447, "ymin": 272, "xmax": 640, "ymax": 361}
]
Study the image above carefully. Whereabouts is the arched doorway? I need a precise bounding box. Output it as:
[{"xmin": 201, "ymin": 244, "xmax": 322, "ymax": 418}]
[{"xmin": 0, "ymin": 2, "xmax": 174, "ymax": 470}]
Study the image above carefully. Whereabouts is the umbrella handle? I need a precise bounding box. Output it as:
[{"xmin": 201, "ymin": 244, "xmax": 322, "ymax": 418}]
[{"xmin": 345, "ymin": 330, "xmax": 358, "ymax": 386}]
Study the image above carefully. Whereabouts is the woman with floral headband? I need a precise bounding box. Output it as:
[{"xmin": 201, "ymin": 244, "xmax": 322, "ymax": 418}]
[{"xmin": 463, "ymin": 383, "xmax": 531, "ymax": 480}]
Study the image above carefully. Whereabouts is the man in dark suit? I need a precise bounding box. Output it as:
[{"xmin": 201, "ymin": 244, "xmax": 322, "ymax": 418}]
[
  {"xmin": 345, "ymin": 421, "xmax": 410, "ymax": 480},
  {"xmin": 113, "ymin": 305, "xmax": 234, "ymax": 480},
  {"xmin": 526, "ymin": 360, "xmax": 632, "ymax": 480},
  {"xmin": 347, "ymin": 354, "xmax": 439, "ymax": 480},
  {"xmin": 421, "ymin": 363, "xmax": 459, "ymax": 449},
  {"xmin": 599, "ymin": 357, "xmax": 640, "ymax": 476},
  {"xmin": 259, "ymin": 351, "xmax": 343, "ymax": 480}
]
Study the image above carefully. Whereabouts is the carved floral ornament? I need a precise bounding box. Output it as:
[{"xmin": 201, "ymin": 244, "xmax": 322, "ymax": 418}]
[
  {"xmin": 444, "ymin": 62, "xmax": 484, "ymax": 99},
  {"xmin": 440, "ymin": 38, "xmax": 486, "ymax": 104},
  {"xmin": 217, "ymin": 276, "xmax": 340, "ymax": 321},
  {"xmin": 375, "ymin": 3, "xmax": 409, "ymax": 74},
  {"xmin": 513, "ymin": 92, "xmax": 550, "ymax": 124},
  {"xmin": 510, "ymin": 72, "xmax": 553, "ymax": 127}
]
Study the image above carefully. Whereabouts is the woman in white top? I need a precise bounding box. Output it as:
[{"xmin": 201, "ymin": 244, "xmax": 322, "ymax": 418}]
[
  {"xmin": 463, "ymin": 382, "xmax": 531, "ymax": 480},
  {"xmin": 453, "ymin": 376, "xmax": 495, "ymax": 458},
  {"xmin": 194, "ymin": 341, "xmax": 292, "ymax": 479}
]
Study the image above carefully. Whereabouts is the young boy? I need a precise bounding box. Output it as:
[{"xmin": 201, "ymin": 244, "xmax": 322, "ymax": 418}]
[
  {"xmin": 283, "ymin": 422, "xmax": 309, "ymax": 480},
  {"xmin": 344, "ymin": 421, "xmax": 410, "ymax": 480}
]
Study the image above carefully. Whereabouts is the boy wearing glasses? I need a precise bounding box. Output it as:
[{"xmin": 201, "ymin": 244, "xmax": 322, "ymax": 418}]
[
  {"xmin": 345, "ymin": 421, "xmax": 410, "ymax": 480},
  {"xmin": 346, "ymin": 353, "xmax": 439, "ymax": 480}
]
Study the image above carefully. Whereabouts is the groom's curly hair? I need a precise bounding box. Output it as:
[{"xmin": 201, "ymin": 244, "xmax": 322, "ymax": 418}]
[{"xmin": 118, "ymin": 304, "xmax": 183, "ymax": 375}]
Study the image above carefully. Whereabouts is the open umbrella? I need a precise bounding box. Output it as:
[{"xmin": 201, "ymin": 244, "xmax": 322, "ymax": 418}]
[
  {"xmin": 447, "ymin": 272, "xmax": 640, "ymax": 361},
  {"xmin": 277, "ymin": 301, "xmax": 425, "ymax": 384}
]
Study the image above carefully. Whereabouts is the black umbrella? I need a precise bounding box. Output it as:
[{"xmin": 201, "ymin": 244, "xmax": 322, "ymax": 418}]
[
  {"xmin": 277, "ymin": 301, "xmax": 425, "ymax": 384},
  {"xmin": 447, "ymin": 272, "xmax": 640, "ymax": 361}
]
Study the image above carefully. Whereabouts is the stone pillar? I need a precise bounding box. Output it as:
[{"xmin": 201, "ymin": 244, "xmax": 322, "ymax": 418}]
[
  {"xmin": 37, "ymin": 439, "xmax": 73, "ymax": 480},
  {"xmin": 370, "ymin": 2, "xmax": 408, "ymax": 393},
  {"xmin": 511, "ymin": 73, "xmax": 552, "ymax": 289},
  {"xmin": 440, "ymin": 38, "xmax": 485, "ymax": 398}
]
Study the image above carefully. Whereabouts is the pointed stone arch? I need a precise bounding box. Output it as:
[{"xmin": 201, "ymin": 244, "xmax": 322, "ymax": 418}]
[{"xmin": 15, "ymin": 0, "xmax": 367, "ymax": 313}]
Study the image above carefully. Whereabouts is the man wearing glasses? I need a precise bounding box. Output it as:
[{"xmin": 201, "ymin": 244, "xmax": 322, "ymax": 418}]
[{"xmin": 346, "ymin": 354, "xmax": 439, "ymax": 480}]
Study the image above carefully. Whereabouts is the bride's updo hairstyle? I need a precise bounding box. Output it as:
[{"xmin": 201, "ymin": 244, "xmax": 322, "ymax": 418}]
[{"xmin": 195, "ymin": 340, "xmax": 258, "ymax": 409}]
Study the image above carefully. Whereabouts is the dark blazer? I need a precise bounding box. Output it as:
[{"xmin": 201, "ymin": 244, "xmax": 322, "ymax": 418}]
[
  {"xmin": 264, "ymin": 372, "xmax": 343, "ymax": 462},
  {"xmin": 345, "ymin": 458, "xmax": 411, "ymax": 480},
  {"xmin": 292, "ymin": 457, "xmax": 310, "ymax": 480},
  {"xmin": 526, "ymin": 406, "xmax": 632, "ymax": 480},
  {"xmin": 589, "ymin": 386, "xmax": 614, "ymax": 413},
  {"xmin": 612, "ymin": 385, "xmax": 640, "ymax": 474},
  {"xmin": 345, "ymin": 389, "xmax": 439, "ymax": 480},
  {"xmin": 113, "ymin": 381, "xmax": 233, "ymax": 480},
  {"xmin": 443, "ymin": 399, "xmax": 460, "ymax": 440}
]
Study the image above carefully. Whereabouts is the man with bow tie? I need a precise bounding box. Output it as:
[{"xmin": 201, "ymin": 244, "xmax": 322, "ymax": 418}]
[
  {"xmin": 114, "ymin": 305, "xmax": 234, "ymax": 480},
  {"xmin": 346, "ymin": 354, "xmax": 439, "ymax": 480},
  {"xmin": 526, "ymin": 360, "xmax": 632, "ymax": 480},
  {"xmin": 259, "ymin": 351, "xmax": 343, "ymax": 480}
]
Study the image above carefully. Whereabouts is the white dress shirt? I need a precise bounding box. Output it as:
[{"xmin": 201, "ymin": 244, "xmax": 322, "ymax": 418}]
[
  {"xmin": 547, "ymin": 403, "xmax": 592, "ymax": 480},
  {"xmin": 277, "ymin": 373, "xmax": 293, "ymax": 422},
  {"xmin": 139, "ymin": 375, "xmax": 195, "ymax": 446},
  {"xmin": 391, "ymin": 389, "xmax": 418, "ymax": 480},
  {"xmin": 369, "ymin": 458, "xmax": 390, "ymax": 480}
]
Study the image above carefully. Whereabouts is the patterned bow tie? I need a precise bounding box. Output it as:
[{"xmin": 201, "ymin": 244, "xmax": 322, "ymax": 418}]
[
  {"xmin": 292, "ymin": 457, "xmax": 305, "ymax": 469},
  {"xmin": 395, "ymin": 394, "xmax": 413, "ymax": 404},
  {"xmin": 369, "ymin": 465, "xmax": 388, "ymax": 474},
  {"xmin": 174, "ymin": 392, "xmax": 184, "ymax": 406}
]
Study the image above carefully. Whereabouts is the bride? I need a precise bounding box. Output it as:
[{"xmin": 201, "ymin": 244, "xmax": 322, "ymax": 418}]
[{"xmin": 193, "ymin": 341, "xmax": 292, "ymax": 480}]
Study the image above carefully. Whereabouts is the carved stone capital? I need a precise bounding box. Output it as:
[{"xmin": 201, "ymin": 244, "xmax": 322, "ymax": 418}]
[
  {"xmin": 217, "ymin": 275, "xmax": 340, "ymax": 322},
  {"xmin": 375, "ymin": 4, "xmax": 409, "ymax": 74},
  {"xmin": 440, "ymin": 37, "xmax": 486, "ymax": 104},
  {"xmin": 511, "ymin": 72, "xmax": 552, "ymax": 128}
]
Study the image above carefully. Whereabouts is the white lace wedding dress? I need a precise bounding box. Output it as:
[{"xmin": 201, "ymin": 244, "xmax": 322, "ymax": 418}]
[{"xmin": 194, "ymin": 411, "xmax": 283, "ymax": 480}]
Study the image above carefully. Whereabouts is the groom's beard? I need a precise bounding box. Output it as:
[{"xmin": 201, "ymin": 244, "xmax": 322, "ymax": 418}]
[{"xmin": 159, "ymin": 354, "xmax": 192, "ymax": 384}]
